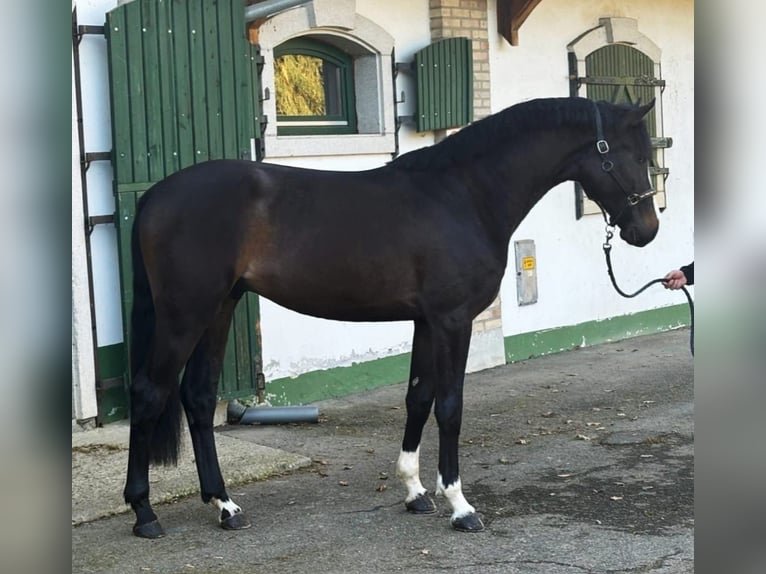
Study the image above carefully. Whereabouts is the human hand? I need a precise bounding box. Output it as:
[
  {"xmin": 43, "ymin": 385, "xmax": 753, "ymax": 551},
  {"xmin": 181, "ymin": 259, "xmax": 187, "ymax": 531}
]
[{"xmin": 663, "ymin": 269, "xmax": 687, "ymax": 290}]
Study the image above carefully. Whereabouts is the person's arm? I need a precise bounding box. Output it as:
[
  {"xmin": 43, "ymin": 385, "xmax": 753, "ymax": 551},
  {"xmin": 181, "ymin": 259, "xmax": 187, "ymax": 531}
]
[
  {"xmin": 663, "ymin": 261, "xmax": 694, "ymax": 290},
  {"xmin": 679, "ymin": 262, "xmax": 694, "ymax": 286}
]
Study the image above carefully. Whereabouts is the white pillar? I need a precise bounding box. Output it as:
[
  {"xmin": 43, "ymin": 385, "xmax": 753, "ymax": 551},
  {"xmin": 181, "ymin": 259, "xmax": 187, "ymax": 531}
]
[
  {"xmin": 467, "ymin": 295, "xmax": 506, "ymax": 373},
  {"xmin": 72, "ymin": 9, "xmax": 98, "ymax": 422}
]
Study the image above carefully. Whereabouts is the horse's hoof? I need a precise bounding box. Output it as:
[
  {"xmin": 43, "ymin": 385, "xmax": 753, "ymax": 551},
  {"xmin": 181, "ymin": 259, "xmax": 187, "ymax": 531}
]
[
  {"xmin": 405, "ymin": 492, "xmax": 437, "ymax": 514},
  {"xmin": 221, "ymin": 511, "xmax": 252, "ymax": 530},
  {"xmin": 451, "ymin": 512, "xmax": 485, "ymax": 532},
  {"xmin": 132, "ymin": 519, "xmax": 165, "ymax": 539}
]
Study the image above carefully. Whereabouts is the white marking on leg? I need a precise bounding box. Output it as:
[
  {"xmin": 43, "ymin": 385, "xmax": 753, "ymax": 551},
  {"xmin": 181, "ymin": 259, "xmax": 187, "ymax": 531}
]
[
  {"xmin": 211, "ymin": 497, "xmax": 242, "ymax": 522},
  {"xmin": 396, "ymin": 447, "xmax": 427, "ymax": 502},
  {"xmin": 436, "ymin": 473, "xmax": 475, "ymax": 521}
]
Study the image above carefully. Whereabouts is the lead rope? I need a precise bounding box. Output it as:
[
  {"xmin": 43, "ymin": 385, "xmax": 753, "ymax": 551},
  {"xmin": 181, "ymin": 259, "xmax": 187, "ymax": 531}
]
[{"xmin": 602, "ymin": 225, "xmax": 694, "ymax": 356}]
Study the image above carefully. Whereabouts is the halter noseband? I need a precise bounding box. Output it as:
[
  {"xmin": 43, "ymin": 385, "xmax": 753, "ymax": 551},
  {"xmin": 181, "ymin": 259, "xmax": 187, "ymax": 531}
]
[{"xmin": 591, "ymin": 101, "xmax": 656, "ymax": 226}]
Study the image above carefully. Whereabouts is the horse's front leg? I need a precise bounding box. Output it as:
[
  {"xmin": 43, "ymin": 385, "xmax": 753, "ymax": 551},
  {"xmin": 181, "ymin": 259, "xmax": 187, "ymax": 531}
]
[
  {"xmin": 397, "ymin": 320, "xmax": 437, "ymax": 514},
  {"xmin": 433, "ymin": 320, "xmax": 484, "ymax": 532}
]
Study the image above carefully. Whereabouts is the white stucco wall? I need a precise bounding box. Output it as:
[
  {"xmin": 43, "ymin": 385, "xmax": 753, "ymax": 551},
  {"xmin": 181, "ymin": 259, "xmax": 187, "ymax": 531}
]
[
  {"xmin": 258, "ymin": 0, "xmax": 432, "ymax": 380},
  {"xmin": 486, "ymin": 0, "xmax": 694, "ymax": 338},
  {"xmin": 77, "ymin": 0, "xmax": 124, "ymax": 347},
  {"xmin": 72, "ymin": 8, "xmax": 98, "ymax": 420},
  {"xmin": 74, "ymin": 0, "xmax": 693, "ymax": 388}
]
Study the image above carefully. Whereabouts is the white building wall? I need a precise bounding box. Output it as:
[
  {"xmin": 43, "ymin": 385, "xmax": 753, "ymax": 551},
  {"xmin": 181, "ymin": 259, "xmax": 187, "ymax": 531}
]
[
  {"xmin": 72, "ymin": 3, "xmax": 98, "ymax": 421},
  {"xmin": 486, "ymin": 0, "xmax": 694, "ymax": 338},
  {"xmin": 77, "ymin": 0, "xmax": 124, "ymax": 347},
  {"xmin": 258, "ymin": 0, "xmax": 432, "ymax": 380}
]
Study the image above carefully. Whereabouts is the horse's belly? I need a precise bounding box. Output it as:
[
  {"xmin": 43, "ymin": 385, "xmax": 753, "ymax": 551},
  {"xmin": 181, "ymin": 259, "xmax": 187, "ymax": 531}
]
[{"xmin": 242, "ymin": 257, "xmax": 421, "ymax": 322}]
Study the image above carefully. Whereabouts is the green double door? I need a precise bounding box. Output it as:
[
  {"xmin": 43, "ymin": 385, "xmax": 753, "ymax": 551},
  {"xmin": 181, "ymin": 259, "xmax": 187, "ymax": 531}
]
[{"xmin": 105, "ymin": 0, "xmax": 264, "ymax": 415}]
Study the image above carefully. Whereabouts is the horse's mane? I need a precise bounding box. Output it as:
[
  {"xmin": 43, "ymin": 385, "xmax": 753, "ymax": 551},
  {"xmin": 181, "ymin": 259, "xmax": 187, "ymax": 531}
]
[{"xmin": 389, "ymin": 97, "xmax": 612, "ymax": 171}]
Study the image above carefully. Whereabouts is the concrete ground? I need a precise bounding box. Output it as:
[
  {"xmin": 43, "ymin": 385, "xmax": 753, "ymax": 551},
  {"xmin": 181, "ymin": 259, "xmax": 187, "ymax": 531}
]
[{"xmin": 72, "ymin": 329, "xmax": 693, "ymax": 574}]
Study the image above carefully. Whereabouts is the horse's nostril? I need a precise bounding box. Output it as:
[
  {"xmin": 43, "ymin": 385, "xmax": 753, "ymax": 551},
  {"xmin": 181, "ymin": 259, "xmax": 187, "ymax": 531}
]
[{"xmin": 620, "ymin": 226, "xmax": 640, "ymax": 246}]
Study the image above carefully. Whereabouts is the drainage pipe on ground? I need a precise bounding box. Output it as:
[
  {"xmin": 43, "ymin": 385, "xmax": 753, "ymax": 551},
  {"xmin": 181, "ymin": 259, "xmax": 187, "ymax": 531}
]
[{"xmin": 228, "ymin": 399, "xmax": 319, "ymax": 425}]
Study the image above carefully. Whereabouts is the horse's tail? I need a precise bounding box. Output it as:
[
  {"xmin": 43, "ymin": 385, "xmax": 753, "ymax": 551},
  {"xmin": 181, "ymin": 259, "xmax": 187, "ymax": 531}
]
[{"xmin": 130, "ymin": 199, "xmax": 182, "ymax": 466}]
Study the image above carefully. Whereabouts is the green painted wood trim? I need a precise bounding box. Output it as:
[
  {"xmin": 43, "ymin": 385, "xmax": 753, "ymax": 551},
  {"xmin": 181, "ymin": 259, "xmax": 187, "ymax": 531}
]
[
  {"xmin": 125, "ymin": 2, "xmax": 149, "ymax": 183},
  {"xmin": 116, "ymin": 182, "xmax": 157, "ymax": 194},
  {"xmin": 97, "ymin": 384, "xmax": 129, "ymax": 424},
  {"xmin": 96, "ymin": 343, "xmax": 126, "ymax": 380},
  {"xmin": 105, "ymin": 6, "xmax": 130, "ymax": 184},
  {"xmin": 504, "ymin": 304, "xmax": 690, "ymax": 363},
  {"xmin": 95, "ymin": 343, "xmax": 128, "ymax": 424},
  {"xmin": 264, "ymin": 353, "xmax": 412, "ymax": 407},
  {"xmin": 173, "ymin": 0, "xmax": 195, "ymax": 168}
]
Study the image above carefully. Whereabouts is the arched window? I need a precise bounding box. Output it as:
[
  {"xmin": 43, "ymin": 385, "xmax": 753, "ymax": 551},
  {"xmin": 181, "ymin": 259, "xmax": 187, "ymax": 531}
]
[
  {"xmin": 568, "ymin": 18, "xmax": 671, "ymax": 217},
  {"xmin": 274, "ymin": 38, "xmax": 357, "ymax": 135},
  {"xmin": 255, "ymin": 3, "xmax": 396, "ymax": 158}
]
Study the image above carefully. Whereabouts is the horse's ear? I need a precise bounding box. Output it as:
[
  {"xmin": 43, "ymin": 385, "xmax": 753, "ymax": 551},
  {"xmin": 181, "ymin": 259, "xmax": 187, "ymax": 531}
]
[
  {"xmin": 638, "ymin": 99, "xmax": 655, "ymax": 116},
  {"xmin": 624, "ymin": 99, "xmax": 655, "ymax": 127}
]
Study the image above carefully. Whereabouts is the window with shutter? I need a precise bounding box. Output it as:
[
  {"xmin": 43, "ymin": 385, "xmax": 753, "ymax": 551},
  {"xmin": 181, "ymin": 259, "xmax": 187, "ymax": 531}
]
[
  {"xmin": 274, "ymin": 38, "xmax": 357, "ymax": 136},
  {"xmin": 568, "ymin": 18, "xmax": 671, "ymax": 218},
  {"xmin": 256, "ymin": 4, "xmax": 397, "ymax": 158}
]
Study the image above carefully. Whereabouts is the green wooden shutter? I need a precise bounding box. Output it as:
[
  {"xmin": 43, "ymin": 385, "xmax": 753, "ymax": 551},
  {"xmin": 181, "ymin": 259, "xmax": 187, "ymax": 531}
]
[
  {"xmin": 413, "ymin": 37, "xmax": 473, "ymax": 132},
  {"xmin": 584, "ymin": 44, "xmax": 659, "ymax": 135},
  {"xmin": 582, "ymin": 44, "xmax": 670, "ymax": 210},
  {"xmin": 106, "ymin": 0, "xmax": 262, "ymax": 403}
]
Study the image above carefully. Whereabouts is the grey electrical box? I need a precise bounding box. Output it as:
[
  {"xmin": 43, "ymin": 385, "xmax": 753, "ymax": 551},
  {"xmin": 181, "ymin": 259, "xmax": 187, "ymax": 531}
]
[{"xmin": 514, "ymin": 239, "xmax": 538, "ymax": 306}]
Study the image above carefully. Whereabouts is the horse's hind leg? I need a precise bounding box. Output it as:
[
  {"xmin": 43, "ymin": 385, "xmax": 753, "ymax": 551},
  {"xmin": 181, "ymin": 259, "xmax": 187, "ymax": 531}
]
[
  {"xmin": 124, "ymin": 318, "xmax": 205, "ymax": 538},
  {"xmin": 397, "ymin": 320, "xmax": 438, "ymax": 514},
  {"xmin": 180, "ymin": 287, "xmax": 250, "ymax": 531}
]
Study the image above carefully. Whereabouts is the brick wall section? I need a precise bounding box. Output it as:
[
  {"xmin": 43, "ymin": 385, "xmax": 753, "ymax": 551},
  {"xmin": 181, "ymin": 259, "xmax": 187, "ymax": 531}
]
[
  {"xmin": 429, "ymin": 0, "xmax": 501, "ymax": 338},
  {"xmin": 472, "ymin": 299, "xmax": 503, "ymax": 332},
  {"xmin": 429, "ymin": 0, "xmax": 491, "ymax": 120}
]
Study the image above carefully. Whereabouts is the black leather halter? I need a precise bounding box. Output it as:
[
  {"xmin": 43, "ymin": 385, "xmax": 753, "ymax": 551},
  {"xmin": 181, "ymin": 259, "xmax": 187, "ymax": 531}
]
[{"xmin": 591, "ymin": 101, "xmax": 657, "ymax": 226}]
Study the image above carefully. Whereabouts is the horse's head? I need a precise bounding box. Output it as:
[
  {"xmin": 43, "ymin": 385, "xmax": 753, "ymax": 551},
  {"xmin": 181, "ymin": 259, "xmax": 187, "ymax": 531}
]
[{"xmin": 576, "ymin": 100, "xmax": 659, "ymax": 247}]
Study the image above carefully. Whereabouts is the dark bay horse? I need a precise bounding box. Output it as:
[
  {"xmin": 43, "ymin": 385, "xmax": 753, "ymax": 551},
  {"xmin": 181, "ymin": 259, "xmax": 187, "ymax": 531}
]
[{"xmin": 124, "ymin": 97, "xmax": 659, "ymax": 538}]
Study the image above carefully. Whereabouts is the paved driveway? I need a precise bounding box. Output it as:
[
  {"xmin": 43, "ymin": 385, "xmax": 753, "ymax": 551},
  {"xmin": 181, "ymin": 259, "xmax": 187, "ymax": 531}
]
[{"xmin": 72, "ymin": 329, "xmax": 693, "ymax": 574}]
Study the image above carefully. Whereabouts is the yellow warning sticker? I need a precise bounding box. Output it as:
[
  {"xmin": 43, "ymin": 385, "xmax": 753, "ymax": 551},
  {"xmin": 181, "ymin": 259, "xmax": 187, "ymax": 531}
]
[{"xmin": 522, "ymin": 256, "xmax": 535, "ymax": 270}]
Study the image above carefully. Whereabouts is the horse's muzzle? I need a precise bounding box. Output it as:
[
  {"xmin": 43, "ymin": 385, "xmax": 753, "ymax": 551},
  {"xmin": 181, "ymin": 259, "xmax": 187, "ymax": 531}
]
[{"xmin": 620, "ymin": 222, "xmax": 658, "ymax": 247}]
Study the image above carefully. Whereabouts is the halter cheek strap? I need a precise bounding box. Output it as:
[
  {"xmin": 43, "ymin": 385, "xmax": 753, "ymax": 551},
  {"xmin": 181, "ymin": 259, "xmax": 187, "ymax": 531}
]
[{"xmin": 590, "ymin": 101, "xmax": 657, "ymax": 226}]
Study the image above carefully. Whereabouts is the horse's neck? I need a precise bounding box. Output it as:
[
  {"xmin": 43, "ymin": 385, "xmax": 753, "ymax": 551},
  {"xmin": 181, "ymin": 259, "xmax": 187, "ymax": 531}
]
[{"xmin": 458, "ymin": 127, "xmax": 587, "ymax": 242}]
